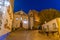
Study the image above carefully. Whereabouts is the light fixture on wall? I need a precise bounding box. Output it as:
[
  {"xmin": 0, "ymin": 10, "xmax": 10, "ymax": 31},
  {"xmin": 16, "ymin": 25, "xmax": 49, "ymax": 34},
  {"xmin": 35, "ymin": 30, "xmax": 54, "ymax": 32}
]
[{"xmin": 23, "ymin": 21, "xmax": 28, "ymax": 24}]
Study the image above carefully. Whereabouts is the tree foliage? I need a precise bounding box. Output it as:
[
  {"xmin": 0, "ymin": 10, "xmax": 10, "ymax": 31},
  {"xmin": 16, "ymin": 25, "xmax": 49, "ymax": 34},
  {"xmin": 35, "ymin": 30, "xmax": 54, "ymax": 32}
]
[{"xmin": 38, "ymin": 9, "xmax": 60, "ymax": 25}]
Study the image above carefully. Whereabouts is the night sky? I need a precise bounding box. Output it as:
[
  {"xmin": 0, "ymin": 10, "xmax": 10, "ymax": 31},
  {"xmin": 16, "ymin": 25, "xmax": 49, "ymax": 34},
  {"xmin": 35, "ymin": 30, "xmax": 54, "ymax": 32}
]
[{"xmin": 14, "ymin": 0, "xmax": 60, "ymax": 13}]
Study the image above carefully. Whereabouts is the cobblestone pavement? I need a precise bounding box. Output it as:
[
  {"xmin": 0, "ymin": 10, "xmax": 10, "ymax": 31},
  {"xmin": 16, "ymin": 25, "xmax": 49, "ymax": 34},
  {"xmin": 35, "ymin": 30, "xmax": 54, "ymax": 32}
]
[{"xmin": 6, "ymin": 30, "xmax": 60, "ymax": 40}]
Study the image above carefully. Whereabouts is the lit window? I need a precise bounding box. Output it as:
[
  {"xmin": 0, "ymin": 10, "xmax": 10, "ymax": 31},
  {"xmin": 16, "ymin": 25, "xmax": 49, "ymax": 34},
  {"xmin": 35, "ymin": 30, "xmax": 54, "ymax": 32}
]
[
  {"xmin": 16, "ymin": 18, "xmax": 18, "ymax": 20},
  {"xmin": 23, "ymin": 21, "xmax": 28, "ymax": 24}
]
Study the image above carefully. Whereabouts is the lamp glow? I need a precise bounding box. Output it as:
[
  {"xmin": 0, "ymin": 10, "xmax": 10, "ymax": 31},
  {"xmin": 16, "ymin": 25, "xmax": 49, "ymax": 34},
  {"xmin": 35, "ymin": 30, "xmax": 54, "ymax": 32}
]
[
  {"xmin": 4, "ymin": 0, "xmax": 10, "ymax": 6},
  {"xmin": 23, "ymin": 21, "xmax": 27, "ymax": 24}
]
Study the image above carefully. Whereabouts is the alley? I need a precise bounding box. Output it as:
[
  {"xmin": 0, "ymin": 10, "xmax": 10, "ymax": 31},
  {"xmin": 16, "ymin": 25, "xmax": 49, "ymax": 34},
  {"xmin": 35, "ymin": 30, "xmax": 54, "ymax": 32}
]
[{"xmin": 6, "ymin": 30, "xmax": 59, "ymax": 40}]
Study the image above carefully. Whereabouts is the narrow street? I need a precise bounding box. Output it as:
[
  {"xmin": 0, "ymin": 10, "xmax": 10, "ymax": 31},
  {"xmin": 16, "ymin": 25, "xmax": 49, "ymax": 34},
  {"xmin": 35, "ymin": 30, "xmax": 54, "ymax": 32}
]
[{"xmin": 6, "ymin": 30, "xmax": 59, "ymax": 40}]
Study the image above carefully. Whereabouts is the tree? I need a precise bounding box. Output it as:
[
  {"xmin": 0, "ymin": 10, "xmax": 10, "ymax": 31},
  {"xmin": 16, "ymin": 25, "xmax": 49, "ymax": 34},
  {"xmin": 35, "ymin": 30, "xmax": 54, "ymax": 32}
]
[{"xmin": 38, "ymin": 9, "xmax": 60, "ymax": 25}]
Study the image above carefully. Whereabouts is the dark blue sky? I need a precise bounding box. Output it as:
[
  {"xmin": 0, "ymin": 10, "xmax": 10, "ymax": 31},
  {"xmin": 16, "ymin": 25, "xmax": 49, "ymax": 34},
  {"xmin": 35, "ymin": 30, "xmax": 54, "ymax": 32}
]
[{"xmin": 14, "ymin": 0, "xmax": 60, "ymax": 13}]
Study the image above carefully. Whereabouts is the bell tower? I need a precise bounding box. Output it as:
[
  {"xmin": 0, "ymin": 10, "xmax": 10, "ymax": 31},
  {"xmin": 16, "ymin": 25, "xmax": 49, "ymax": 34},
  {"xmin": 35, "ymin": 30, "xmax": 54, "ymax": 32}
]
[{"xmin": 28, "ymin": 10, "xmax": 34, "ymax": 30}]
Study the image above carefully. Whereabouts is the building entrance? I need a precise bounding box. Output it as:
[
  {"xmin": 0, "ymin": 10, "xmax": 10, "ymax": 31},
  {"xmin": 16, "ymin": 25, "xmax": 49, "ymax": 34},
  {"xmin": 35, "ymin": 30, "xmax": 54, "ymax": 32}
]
[{"xmin": 20, "ymin": 22, "xmax": 23, "ymax": 28}]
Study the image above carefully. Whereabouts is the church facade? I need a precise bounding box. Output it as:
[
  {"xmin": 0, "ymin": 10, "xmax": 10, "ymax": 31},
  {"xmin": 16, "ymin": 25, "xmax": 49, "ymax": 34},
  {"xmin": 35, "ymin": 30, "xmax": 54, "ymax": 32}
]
[
  {"xmin": 13, "ymin": 11, "xmax": 29, "ymax": 29},
  {"xmin": 12, "ymin": 10, "xmax": 40, "ymax": 30}
]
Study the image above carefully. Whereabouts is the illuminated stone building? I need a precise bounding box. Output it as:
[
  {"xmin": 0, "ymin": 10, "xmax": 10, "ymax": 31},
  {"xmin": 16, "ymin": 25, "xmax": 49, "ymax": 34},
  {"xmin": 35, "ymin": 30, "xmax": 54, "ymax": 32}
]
[
  {"xmin": 13, "ymin": 10, "xmax": 29, "ymax": 29},
  {"xmin": 28, "ymin": 10, "xmax": 40, "ymax": 29},
  {"xmin": 0, "ymin": 0, "xmax": 13, "ymax": 36},
  {"xmin": 13, "ymin": 10, "xmax": 40, "ymax": 30},
  {"xmin": 42, "ymin": 18, "xmax": 60, "ymax": 37}
]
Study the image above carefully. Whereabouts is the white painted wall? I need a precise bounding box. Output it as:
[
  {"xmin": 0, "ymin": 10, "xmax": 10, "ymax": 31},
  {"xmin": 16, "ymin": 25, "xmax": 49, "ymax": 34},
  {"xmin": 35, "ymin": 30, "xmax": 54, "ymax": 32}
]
[{"xmin": 42, "ymin": 19, "xmax": 58, "ymax": 32}]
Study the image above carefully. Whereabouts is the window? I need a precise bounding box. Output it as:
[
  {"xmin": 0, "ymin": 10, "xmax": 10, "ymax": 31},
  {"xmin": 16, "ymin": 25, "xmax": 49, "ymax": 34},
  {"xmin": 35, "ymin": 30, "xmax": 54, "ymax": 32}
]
[
  {"xmin": 4, "ymin": 0, "xmax": 10, "ymax": 6},
  {"xmin": 0, "ymin": 0, "xmax": 10, "ymax": 6},
  {"xmin": 16, "ymin": 18, "xmax": 18, "ymax": 20},
  {"xmin": 0, "ymin": 0, "xmax": 3, "ymax": 6},
  {"xmin": 0, "ymin": 11, "xmax": 2, "ymax": 17},
  {"xmin": 24, "ymin": 17, "xmax": 26, "ymax": 21},
  {"xmin": 20, "ymin": 17, "xmax": 22, "ymax": 20},
  {"xmin": 0, "ymin": 0, "xmax": 8, "ymax": 14},
  {"xmin": 0, "ymin": 0, "xmax": 3, "ymax": 11},
  {"xmin": 47, "ymin": 25, "xmax": 49, "ymax": 31},
  {"xmin": 31, "ymin": 14, "xmax": 33, "ymax": 17},
  {"xmin": 53, "ymin": 23, "xmax": 57, "ymax": 29},
  {"xmin": 43, "ymin": 26, "xmax": 46, "ymax": 31}
]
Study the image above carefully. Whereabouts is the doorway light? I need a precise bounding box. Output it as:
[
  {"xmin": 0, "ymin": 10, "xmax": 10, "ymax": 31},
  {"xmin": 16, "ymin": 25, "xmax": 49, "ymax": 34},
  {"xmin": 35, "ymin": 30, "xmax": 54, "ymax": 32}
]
[{"xmin": 23, "ymin": 21, "xmax": 28, "ymax": 24}]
